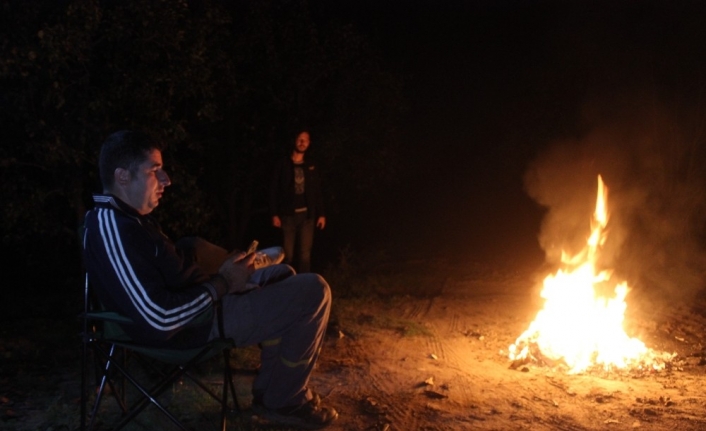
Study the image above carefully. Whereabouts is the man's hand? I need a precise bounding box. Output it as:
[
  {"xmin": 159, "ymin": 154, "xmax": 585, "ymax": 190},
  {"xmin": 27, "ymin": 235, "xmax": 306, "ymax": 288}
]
[
  {"xmin": 316, "ymin": 216, "xmax": 326, "ymax": 230},
  {"xmin": 218, "ymin": 252, "xmax": 256, "ymax": 293},
  {"xmin": 272, "ymin": 216, "xmax": 282, "ymax": 228}
]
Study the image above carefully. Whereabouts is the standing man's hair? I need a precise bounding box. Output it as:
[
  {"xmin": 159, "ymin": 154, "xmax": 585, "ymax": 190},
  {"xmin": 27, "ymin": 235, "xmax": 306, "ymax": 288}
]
[
  {"xmin": 290, "ymin": 127, "xmax": 311, "ymax": 143},
  {"xmin": 98, "ymin": 130, "xmax": 164, "ymax": 190}
]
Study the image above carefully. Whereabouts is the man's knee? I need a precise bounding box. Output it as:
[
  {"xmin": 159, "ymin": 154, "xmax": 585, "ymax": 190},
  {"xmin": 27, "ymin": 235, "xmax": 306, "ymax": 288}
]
[
  {"xmin": 255, "ymin": 264, "xmax": 296, "ymax": 284},
  {"xmin": 298, "ymin": 273, "xmax": 332, "ymax": 308}
]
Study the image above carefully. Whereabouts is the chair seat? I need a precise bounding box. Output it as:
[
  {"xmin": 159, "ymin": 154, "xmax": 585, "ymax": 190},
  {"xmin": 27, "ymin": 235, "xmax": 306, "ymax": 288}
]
[
  {"xmin": 86, "ymin": 310, "xmax": 234, "ymax": 364},
  {"xmin": 114, "ymin": 337, "xmax": 235, "ymax": 365}
]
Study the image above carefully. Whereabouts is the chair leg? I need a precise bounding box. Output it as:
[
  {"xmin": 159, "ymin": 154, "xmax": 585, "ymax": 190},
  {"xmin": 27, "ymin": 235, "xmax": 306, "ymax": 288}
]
[
  {"xmin": 80, "ymin": 335, "xmax": 88, "ymax": 431},
  {"xmin": 84, "ymin": 336, "xmax": 236, "ymax": 431},
  {"xmin": 221, "ymin": 354, "xmax": 228, "ymax": 431},
  {"xmin": 107, "ymin": 355, "xmax": 190, "ymax": 431},
  {"xmin": 224, "ymin": 349, "xmax": 239, "ymax": 410},
  {"xmin": 84, "ymin": 343, "xmax": 130, "ymax": 431},
  {"xmin": 220, "ymin": 348, "xmax": 239, "ymax": 431}
]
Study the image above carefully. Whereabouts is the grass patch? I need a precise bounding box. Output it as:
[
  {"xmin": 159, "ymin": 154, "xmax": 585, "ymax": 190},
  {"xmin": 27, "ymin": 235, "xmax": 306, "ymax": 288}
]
[
  {"xmin": 229, "ymin": 344, "xmax": 260, "ymax": 370},
  {"xmin": 331, "ymin": 296, "xmax": 432, "ymax": 339},
  {"xmin": 323, "ymin": 245, "xmax": 446, "ymax": 300},
  {"xmin": 323, "ymin": 245, "xmax": 443, "ymax": 339}
]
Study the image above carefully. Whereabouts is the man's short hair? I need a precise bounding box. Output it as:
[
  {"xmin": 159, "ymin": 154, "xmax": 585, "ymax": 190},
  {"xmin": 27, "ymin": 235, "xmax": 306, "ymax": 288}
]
[
  {"xmin": 292, "ymin": 127, "xmax": 311, "ymax": 140},
  {"xmin": 99, "ymin": 130, "xmax": 164, "ymax": 190}
]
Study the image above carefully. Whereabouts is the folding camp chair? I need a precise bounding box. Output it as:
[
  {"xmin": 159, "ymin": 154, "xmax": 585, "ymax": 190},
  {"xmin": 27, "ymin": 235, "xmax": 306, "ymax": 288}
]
[{"xmin": 79, "ymin": 272, "xmax": 239, "ymax": 431}]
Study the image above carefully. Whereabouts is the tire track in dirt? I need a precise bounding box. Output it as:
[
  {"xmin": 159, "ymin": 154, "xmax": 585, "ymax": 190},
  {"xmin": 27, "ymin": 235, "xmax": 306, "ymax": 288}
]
[
  {"xmin": 379, "ymin": 290, "xmax": 474, "ymax": 430},
  {"xmin": 400, "ymin": 296, "xmax": 435, "ymax": 321},
  {"xmin": 423, "ymin": 319, "xmax": 481, "ymax": 417},
  {"xmin": 415, "ymin": 284, "xmax": 498, "ymax": 422},
  {"xmin": 367, "ymin": 372, "xmax": 422, "ymax": 430},
  {"xmin": 448, "ymin": 311, "xmax": 461, "ymax": 333},
  {"xmin": 320, "ymin": 337, "xmax": 413, "ymax": 430},
  {"xmin": 424, "ymin": 329, "xmax": 447, "ymax": 362},
  {"xmin": 338, "ymin": 319, "xmax": 427, "ymax": 430},
  {"xmin": 380, "ymin": 297, "xmax": 435, "ymax": 430}
]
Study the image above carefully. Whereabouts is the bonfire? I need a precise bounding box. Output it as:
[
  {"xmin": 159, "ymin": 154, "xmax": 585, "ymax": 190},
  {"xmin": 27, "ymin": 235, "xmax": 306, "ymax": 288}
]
[{"xmin": 509, "ymin": 175, "xmax": 675, "ymax": 374}]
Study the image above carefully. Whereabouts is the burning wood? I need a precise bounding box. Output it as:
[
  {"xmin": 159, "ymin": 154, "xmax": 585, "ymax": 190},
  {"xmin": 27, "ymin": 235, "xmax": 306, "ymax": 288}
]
[{"xmin": 509, "ymin": 176, "xmax": 675, "ymax": 374}]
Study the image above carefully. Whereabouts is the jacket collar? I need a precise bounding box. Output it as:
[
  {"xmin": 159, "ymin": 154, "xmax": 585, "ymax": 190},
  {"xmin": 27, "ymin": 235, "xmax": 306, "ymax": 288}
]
[{"xmin": 92, "ymin": 193, "xmax": 144, "ymax": 219}]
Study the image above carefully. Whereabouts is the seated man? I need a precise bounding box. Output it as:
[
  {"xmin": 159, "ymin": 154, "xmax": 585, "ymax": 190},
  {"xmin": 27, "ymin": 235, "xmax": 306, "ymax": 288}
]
[{"xmin": 82, "ymin": 130, "xmax": 338, "ymax": 429}]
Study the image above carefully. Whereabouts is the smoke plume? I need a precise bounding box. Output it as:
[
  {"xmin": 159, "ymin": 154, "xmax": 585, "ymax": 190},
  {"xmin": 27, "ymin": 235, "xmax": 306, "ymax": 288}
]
[{"xmin": 524, "ymin": 94, "xmax": 706, "ymax": 304}]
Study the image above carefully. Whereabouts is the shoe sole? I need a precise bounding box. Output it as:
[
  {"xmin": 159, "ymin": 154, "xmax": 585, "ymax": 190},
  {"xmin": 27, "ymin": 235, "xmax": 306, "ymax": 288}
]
[
  {"xmin": 252, "ymin": 405, "xmax": 338, "ymax": 430},
  {"xmin": 253, "ymin": 247, "xmax": 285, "ymax": 269}
]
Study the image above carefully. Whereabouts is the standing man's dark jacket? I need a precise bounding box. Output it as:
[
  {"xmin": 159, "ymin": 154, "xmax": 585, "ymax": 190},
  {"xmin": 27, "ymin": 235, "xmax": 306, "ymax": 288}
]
[
  {"xmin": 82, "ymin": 194, "xmax": 229, "ymax": 348},
  {"xmin": 269, "ymin": 158, "xmax": 325, "ymax": 220}
]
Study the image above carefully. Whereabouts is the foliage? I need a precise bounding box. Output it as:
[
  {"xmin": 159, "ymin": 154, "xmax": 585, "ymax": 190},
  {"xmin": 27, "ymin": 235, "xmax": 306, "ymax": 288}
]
[
  {"xmin": 0, "ymin": 0, "xmax": 235, "ymax": 247},
  {"xmin": 0, "ymin": 0, "xmax": 405, "ymax": 277}
]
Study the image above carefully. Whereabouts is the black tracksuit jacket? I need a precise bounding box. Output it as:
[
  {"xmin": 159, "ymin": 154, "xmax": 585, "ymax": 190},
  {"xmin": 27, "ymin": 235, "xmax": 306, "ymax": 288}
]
[{"xmin": 82, "ymin": 194, "xmax": 228, "ymax": 348}]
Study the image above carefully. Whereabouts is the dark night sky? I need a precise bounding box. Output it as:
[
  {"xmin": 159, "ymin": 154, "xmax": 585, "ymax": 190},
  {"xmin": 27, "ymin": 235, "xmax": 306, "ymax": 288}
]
[{"xmin": 308, "ymin": 0, "xmax": 706, "ymax": 275}]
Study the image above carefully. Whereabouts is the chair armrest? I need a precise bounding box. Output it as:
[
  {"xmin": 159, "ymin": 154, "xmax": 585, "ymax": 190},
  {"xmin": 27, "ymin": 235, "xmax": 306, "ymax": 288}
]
[{"xmin": 81, "ymin": 310, "xmax": 134, "ymax": 341}]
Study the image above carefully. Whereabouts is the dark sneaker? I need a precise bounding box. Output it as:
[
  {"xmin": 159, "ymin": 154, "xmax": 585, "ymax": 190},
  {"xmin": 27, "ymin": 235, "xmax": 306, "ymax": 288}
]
[
  {"xmin": 254, "ymin": 397, "xmax": 338, "ymax": 429},
  {"xmin": 252, "ymin": 390, "xmax": 321, "ymax": 411}
]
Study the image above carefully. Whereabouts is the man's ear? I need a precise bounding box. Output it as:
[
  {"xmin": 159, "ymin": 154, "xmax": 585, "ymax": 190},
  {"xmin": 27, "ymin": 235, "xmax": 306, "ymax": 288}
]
[{"xmin": 115, "ymin": 167, "xmax": 131, "ymax": 186}]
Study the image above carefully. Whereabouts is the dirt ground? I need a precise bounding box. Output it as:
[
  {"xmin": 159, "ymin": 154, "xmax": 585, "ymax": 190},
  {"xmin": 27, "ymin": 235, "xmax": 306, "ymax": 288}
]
[
  {"xmin": 4, "ymin": 258, "xmax": 706, "ymax": 431},
  {"xmin": 306, "ymin": 259, "xmax": 706, "ymax": 431}
]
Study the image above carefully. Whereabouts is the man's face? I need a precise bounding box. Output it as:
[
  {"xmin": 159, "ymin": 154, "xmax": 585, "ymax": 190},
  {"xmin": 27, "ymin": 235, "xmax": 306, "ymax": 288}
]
[
  {"xmin": 294, "ymin": 132, "xmax": 310, "ymax": 153},
  {"xmin": 123, "ymin": 149, "xmax": 171, "ymax": 215}
]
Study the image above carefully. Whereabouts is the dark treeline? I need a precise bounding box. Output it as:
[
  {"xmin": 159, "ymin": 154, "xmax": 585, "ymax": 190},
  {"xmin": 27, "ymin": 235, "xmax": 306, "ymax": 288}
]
[{"xmin": 0, "ymin": 0, "xmax": 405, "ymax": 297}]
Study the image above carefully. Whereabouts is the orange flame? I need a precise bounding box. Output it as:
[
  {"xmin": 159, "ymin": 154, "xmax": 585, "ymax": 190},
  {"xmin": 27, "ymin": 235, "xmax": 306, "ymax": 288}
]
[{"xmin": 509, "ymin": 176, "xmax": 672, "ymax": 373}]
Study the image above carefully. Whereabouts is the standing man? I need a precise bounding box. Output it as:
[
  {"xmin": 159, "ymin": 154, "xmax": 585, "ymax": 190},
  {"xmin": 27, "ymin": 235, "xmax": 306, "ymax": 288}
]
[
  {"xmin": 270, "ymin": 129, "xmax": 326, "ymax": 273},
  {"xmin": 82, "ymin": 130, "xmax": 338, "ymax": 428}
]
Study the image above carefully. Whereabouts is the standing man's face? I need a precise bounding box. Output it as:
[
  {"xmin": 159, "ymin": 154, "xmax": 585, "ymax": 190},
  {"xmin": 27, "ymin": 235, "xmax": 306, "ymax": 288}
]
[
  {"xmin": 120, "ymin": 149, "xmax": 171, "ymax": 215},
  {"xmin": 294, "ymin": 132, "xmax": 310, "ymax": 154}
]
